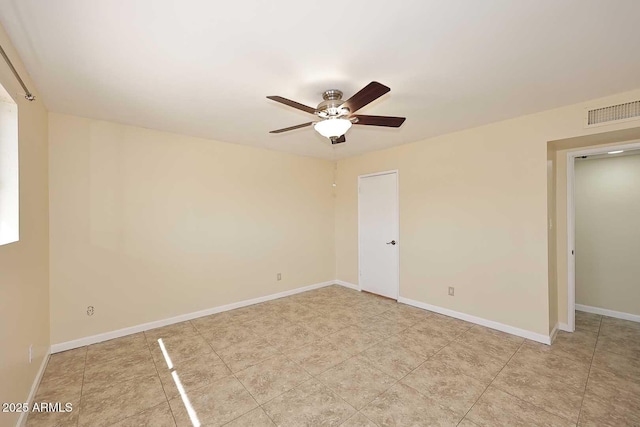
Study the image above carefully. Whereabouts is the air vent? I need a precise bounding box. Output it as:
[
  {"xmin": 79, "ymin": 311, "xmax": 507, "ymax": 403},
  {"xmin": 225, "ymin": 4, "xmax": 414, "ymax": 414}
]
[{"xmin": 587, "ymin": 100, "xmax": 640, "ymax": 126}]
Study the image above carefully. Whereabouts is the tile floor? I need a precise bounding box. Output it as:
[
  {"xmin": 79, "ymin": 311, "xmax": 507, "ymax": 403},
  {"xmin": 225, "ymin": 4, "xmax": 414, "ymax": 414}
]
[{"xmin": 27, "ymin": 285, "xmax": 640, "ymax": 426}]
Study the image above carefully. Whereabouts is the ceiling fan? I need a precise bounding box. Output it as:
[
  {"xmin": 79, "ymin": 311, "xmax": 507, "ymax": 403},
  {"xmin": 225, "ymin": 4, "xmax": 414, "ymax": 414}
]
[{"xmin": 267, "ymin": 81, "xmax": 405, "ymax": 144}]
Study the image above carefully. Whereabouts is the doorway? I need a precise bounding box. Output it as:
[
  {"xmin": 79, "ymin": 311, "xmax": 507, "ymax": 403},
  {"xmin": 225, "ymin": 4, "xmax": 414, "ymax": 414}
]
[
  {"xmin": 358, "ymin": 170, "xmax": 399, "ymax": 299},
  {"xmin": 566, "ymin": 140, "xmax": 640, "ymax": 330}
]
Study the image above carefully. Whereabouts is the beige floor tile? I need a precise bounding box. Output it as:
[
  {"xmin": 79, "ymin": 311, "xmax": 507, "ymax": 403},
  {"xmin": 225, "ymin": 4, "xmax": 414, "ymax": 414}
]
[
  {"xmin": 326, "ymin": 307, "xmax": 366, "ymax": 325},
  {"xmin": 578, "ymin": 391, "xmax": 640, "ymax": 427},
  {"xmin": 28, "ymin": 288, "xmax": 640, "ymax": 427},
  {"xmin": 157, "ymin": 352, "xmax": 232, "ymax": 399},
  {"xmin": 356, "ymin": 315, "xmax": 413, "ymax": 339},
  {"xmin": 108, "ymin": 402, "xmax": 176, "ymax": 427},
  {"xmin": 264, "ymin": 324, "xmax": 322, "ymax": 352},
  {"xmin": 595, "ymin": 326, "xmax": 640, "ymax": 358},
  {"xmin": 511, "ymin": 343, "xmax": 591, "ymax": 390},
  {"xmin": 298, "ymin": 315, "xmax": 348, "ymax": 337},
  {"xmin": 466, "ymin": 386, "xmax": 574, "ymax": 427},
  {"xmin": 262, "ymin": 379, "xmax": 355, "ymax": 427},
  {"xmin": 575, "ymin": 311, "xmax": 601, "ymax": 333},
  {"xmin": 340, "ymin": 412, "xmax": 378, "ymax": 427},
  {"xmin": 45, "ymin": 347, "xmax": 87, "ymax": 376},
  {"xmin": 86, "ymin": 333, "xmax": 150, "ymax": 365},
  {"xmin": 83, "ymin": 350, "xmax": 157, "ymax": 394},
  {"xmin": 35, "ymin": 367, "xmax": 84, "ymax": 402},
  {"xmin": 225, "ymin": 304, "xmax": 272, "ymax": 323},
  {"xmin": 25, "ymin": 399, "xmax": 80, "ymax": 427},
  {"xmin": 191, "ymin": 311, "xmax": 243, "ymax": 332},
  {"xmin": 277, "ymin": 303, "xmax": 319, "ymax": 323},
  {"xmin": 148, "ymin": 330, "xmax": 214, "ymax": 367},
  {"xmin": 286, "ymin": 338, "xmax": 353, "ymax": 375},
  {"xmin": 360, "ymin": 382, "xmax": 461, "ymax": 427},
  {"xmin": 542, "ymin": 330, "xmax": 597, "ymax": 364},
  {"xmin": 235, "ymin": 354, "xmax": 311, "ymax": 404},
  {"xmin": 389, "ymin": 328, "xmax": 449, "ymax": 358},
  {"xmin": 360, "ymin": 342, "xmax": 425, "ymax": 380},
  {"xmin": 431, "ymin": 341, "xmax": 506, "ymax": 383},
  {"xmin": 600, "ymin": 316, "xmax": 640, "ymax": 333},
  {"xmin": 317, "ymin": 355, "xmax": 396, "ymax": 410},
  {"xmin": 410, "ymin": 315, "xmax": 470, "ymax": 342},
  {"xmin": 456, "ymin": 326, "xmax": 523, "ymax": 362},
  {"xmin": 144, "ymin": 322, "xmax": 199, "ymax": 342},
  {"xmin": 168, "ymin": 375, "xmax": 258, "ymax": 427},
  {"xmin": 492, "ymin": 345, "xmax": 589, "ymax": 423},
  {"xmin": 217, "ymin": 336, "xmax": 280, "ymax": 372},
  {"xmin": 352, "ymin": 300, "xmax": 393, "ymax": 318},
  {"xmin": 387, "ymin": 303, "xmax": 433, "ymax": 321},
  {"xmin": 324, "ymin": 326, "xmax": 381, "ymax": 355},
  {"xmin": 224, "ymin": 407, "xmax": 275, "ymax": 426},
  {"xmin": 591, "ymin": 347, "xmax": 640, "ymax": 384},
  {"xmin": 78, "ymin": 374, "xmax": 166, "ymax": 427},
  {"xmin": 196, "ymin": 323, "xmax": 257, "ymax": 351},
  {"xmin": 401, "ymin": 358, "xmax": 487, "ymax": 416},
  {"xmin": 243, "ymin": 314, "xmax": 293, "ymax": 337},
  {"xmin": 584, "ymin": 367, "xmax": 640, "ymax": 416},
  {"xmin": 377, "ymin": 309, "xmax": 425, "ymax": 329},
  {"xmin": 428, "ymin": 313, "xmax": 474, "ymax": 330}
]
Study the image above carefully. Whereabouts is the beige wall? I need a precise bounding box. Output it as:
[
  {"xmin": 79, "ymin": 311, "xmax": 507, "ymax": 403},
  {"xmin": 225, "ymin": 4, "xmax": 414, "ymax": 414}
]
[
  {"xmin": 49, "ymin": 114, "xmax": 335, "ymax": 344},
  {"xmin": 0, "ymin": 26, "xmax": 49, "ymax": 427},
  {"xmin": 574, "ymin": 154, "xmax": 640, "ymax": 315},
  {"xmin": 336, "ymin": 89, "xmax": 640, "ymax": 337}
]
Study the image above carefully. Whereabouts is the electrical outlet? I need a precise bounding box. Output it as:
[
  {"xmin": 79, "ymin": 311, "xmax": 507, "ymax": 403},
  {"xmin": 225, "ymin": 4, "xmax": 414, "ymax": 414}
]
[
  {"xmin": 448, "ymin": 287, "xmax": 455, "ymax": 296},
  {"xmin": 29, "ymin": 344, "xmax": 33, "ymax": 363},
  {"xmin": 277, "ymin": 273, "xmax": 282, "ymax": 281},
  {"xmin": 87, "ymin": 306, "xmax": 95, "ymax": 316}
]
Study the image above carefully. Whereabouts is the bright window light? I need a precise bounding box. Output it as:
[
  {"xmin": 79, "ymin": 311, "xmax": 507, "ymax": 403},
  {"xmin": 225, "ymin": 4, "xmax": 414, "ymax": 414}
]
[
  {"xmin": 0, "ymin": 83, "xmax": 18, "ymax": 246},
  {"xmin": 172, "ymin": 371, "xmax": 201, "ymax": 427},
  {"xmin": 157, "ymin": 339, "xmax": 173, "ymax": 370}
]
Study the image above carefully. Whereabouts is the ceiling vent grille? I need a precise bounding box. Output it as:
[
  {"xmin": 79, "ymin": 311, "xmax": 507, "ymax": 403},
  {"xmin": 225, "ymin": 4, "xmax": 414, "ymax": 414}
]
[{"xmin": 587, "ymin": 100, "xmax": 640, "ymax": 126}]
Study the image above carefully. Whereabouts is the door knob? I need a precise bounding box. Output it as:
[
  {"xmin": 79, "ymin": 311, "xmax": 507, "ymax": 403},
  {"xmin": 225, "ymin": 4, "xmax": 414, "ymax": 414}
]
[{"xmin": 386, "ymin": 240, "xmax": 396, "ymax": 245}]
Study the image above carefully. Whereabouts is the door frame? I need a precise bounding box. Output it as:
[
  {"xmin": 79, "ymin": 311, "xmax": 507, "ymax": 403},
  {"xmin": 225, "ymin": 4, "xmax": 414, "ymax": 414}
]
[
  {"xmin": 565, "ymin": 140, "xmax": 640, "ymax": 331},
  {"xmin": 357, "ymin": 169, "xmax": 400, "ymax": 299}
]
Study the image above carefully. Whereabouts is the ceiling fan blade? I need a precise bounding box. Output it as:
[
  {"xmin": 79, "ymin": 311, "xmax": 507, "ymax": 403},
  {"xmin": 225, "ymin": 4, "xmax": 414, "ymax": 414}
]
[
  {"xmin": 269, "ymin": 122, "xmax": 314, "ymax": 134},
  {"xmin": 352, "ymin": 115, "xmax": 406, "ymax": 127},
  {"xmin": 266, "ymin": 96, "xmax": 317, "ymax": 115},
  {"xmin": 331, "ymin": 135, "xmax": 346, "ymax": 144},
  {"xmin": 341, "ymin": 81, "xmax": 390, "ymax": 114}
]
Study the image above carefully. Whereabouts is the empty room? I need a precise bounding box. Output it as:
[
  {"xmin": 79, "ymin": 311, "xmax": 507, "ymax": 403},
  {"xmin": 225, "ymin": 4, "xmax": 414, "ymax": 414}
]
[{"xmin": 1, "ymin": 1, "xmax": 640, "ymax": 426}]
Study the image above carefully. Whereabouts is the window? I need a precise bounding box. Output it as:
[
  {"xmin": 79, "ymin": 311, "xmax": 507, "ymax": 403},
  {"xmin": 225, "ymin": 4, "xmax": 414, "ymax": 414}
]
[{"xmin": 0, "ymin": 83, "xmax": 18, "ymax": 246}]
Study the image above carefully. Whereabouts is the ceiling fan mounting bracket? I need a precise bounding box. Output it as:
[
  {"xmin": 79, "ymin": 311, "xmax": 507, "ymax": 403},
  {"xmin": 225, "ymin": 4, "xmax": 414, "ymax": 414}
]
[{"xmin": 322, "ymin": 89, "xmax": 343, "ymax": 101}]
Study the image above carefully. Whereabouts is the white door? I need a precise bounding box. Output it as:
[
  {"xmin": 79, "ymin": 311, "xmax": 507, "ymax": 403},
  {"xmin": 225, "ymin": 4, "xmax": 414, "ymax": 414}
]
[{"xmin": 359, "ymin": 171, "xmax": 399, "ymax": 299}]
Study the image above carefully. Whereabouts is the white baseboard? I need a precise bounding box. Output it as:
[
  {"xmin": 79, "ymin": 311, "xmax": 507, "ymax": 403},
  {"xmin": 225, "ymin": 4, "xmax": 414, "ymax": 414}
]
[
  {"xmin": 334, "ymin": 280, "xmax": 359, "ymax": 291},
  {"xmin": 558, "ymin": 322, "xmax": 572, "ymax": 332},
  {"xmin": 550, "ymin": 323, "xmax": 559, "ymax": 343},
  {"xmin": 17, "ymin": 347, "xmax": 51, "ymax": 427},
  {"xmin": 576, "ymin": 304, "xmax": 640, "ymax": 323},
  {"xmin": 51, "ymin": 280, "xmax": 335, "ymax": 353},
  {"xmin": 398, "ymin": 297, "xmax": 553, "ymax": 345}
]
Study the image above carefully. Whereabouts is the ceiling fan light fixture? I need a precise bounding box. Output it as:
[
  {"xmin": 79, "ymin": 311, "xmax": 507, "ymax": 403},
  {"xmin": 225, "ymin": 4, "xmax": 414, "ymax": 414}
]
[{"xmin": 314, "ymin": 118, "xmax": 352, "ymax": 138}]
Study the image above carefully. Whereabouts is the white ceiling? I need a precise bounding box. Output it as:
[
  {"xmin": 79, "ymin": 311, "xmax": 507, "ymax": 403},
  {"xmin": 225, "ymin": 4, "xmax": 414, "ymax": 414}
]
[{"xmin": 1, "ymin": 0, "xmax": 640, "ymax": 159}]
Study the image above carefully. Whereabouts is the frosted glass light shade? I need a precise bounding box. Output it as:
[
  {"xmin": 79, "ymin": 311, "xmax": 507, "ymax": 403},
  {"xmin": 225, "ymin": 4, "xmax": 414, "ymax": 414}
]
[{"xmin": 314, "ymin": 118, "xmax": 352, "ymax": 138}]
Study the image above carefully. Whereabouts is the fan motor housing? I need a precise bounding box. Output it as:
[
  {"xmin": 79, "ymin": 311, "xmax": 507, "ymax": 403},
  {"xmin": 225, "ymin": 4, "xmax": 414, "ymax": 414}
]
[{"xmin": 317, "ymin": 89, "xmax": 350, "ymax": 118}]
